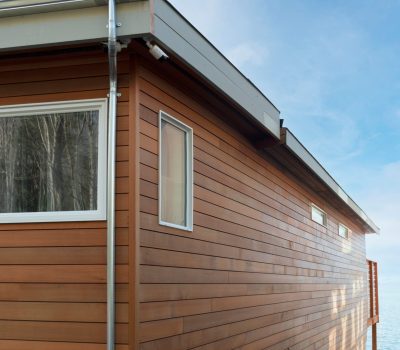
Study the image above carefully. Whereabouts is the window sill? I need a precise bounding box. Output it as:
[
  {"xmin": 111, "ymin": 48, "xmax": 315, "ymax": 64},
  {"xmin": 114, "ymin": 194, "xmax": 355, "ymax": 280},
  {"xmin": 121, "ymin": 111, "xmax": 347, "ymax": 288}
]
[
  {"xmin": 0, "ymin": 210, "xmax": 106, "ymax": 224},
  {"xmin": 159, "ymin": 220, "xmax": 193, "ymax": 232}
]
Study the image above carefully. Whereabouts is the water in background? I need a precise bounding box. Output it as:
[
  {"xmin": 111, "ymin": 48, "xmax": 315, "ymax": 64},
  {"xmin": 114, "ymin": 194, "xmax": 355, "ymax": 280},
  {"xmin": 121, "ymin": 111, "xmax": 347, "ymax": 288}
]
[{"xmin": 367, "ymin": 277, "xmax": 400, "ymax": 350}]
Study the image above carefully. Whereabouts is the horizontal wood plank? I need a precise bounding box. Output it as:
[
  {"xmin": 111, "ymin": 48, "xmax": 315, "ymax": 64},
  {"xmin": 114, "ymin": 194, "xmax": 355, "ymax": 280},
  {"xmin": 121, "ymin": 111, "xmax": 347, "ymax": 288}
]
[
  {"xmin": 0, "ymin": 49, "xmax": 133, "ymax": 348},
  {"xmin": 137, "ymin": 59, "xmax": 369, "ymax": 349}
]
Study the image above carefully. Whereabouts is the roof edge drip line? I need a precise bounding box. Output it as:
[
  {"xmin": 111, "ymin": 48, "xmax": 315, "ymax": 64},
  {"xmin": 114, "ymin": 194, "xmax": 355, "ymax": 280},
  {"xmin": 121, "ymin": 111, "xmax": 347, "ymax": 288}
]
[
  {"xmin": 280, "ymin": 128, "xmax": 380, "ymax": 234},
  {"xmin": 0, "ymin": 0, "xmax": 86, "ymax": 11}
]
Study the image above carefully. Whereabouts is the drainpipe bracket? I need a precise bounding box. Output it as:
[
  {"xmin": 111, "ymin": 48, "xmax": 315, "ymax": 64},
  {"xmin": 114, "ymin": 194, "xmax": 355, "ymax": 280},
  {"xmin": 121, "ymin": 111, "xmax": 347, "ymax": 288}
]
[
  {"xmin": 102, "ymin": 40, "xmax": 130, "ymax": 53},
  {"xmin": 106, "ymin": 22, "xmax": 121, "ymax": 29}
]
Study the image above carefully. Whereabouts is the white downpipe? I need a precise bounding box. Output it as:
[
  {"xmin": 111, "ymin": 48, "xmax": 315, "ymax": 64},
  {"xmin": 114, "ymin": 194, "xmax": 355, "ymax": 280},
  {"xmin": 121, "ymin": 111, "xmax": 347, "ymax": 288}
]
[{"xmin": 107, "ymin": 0, "xmax": 118, "ymax": 349}]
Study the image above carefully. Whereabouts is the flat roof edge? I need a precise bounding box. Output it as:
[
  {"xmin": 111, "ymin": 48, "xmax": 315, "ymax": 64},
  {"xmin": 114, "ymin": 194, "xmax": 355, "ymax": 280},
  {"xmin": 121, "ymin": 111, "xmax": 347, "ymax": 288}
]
[
  {"xmin": 281, "ymin": 128, "xmax": 380, "ymax": 234},
  {"xmin": 0, "ymin": 0, "xmax": 377, "ymax": 233},
  {"xmin": 0, "ymin": 2, "xmax": 151, "ymax": 52},
  {"xmin": 0, "ymin": 0, "xmax": 281, "ymax": 140},
  {"xmin": 0, "ymin": 0, "xmax": 101, "ymax": 18},
  {"xmin": 152, "ymin": 0, "xmax": 281, "ymax": 139},
  {"xmin": 0, "ymin": 0, "xmax": 137, "ymax": 18}
]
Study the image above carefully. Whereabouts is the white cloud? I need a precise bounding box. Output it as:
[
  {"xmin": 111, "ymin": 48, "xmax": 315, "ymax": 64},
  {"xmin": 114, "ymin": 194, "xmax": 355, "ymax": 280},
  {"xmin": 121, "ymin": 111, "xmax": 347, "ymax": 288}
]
[
  {"xmin": 167, "ymin": 0, "xmax": 399, "ymax": 278},
  {"xmin": 225, "ymin": 42, "xmax": 268, "ymax": 69}
]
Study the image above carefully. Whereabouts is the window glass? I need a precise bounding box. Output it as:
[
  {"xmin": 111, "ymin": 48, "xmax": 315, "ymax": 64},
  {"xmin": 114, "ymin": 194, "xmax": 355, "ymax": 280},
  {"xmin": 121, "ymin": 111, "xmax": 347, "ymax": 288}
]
[
  {"xmin": 160, "ymin": 119, "xmax": 187, "ymax": 226},
  {"xmin": 311, "ymin": 205, "xmax": 327, "ymax": 226},
  {"xmin": 339, "ymin": 224, "xmax": 349, "ymax": 238},
  {"xmin": 0, "ymin": 111, "xmax": 99, "ymax": 213},
  {"xmin": 159, "ymin": 111, "xmax": 193, "ymax": 230},
  {"xmin": 0, "ymin": 99, "xmax": 107, "ymax": 223}
]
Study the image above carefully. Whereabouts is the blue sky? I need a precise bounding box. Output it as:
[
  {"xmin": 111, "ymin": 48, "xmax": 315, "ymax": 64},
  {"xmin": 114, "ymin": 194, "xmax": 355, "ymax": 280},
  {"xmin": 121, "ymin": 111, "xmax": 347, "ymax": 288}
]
[{"xmin": 169, "ymin": 0, "xmax": 400, "ymax": 279}]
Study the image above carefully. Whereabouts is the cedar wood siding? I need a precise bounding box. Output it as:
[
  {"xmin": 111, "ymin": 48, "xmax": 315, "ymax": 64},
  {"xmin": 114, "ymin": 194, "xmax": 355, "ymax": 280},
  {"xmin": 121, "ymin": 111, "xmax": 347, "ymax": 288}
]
[
  {"xmin": 0, "ymin": 47, "xmax": 369, "ymax": 350},
  {"xmin": 137, "ymin": 58, "xmax": 369, "ymax": 350},
  {"xmin": 0, "ymin": 50, "xmax": 132, "ymax": 349}
]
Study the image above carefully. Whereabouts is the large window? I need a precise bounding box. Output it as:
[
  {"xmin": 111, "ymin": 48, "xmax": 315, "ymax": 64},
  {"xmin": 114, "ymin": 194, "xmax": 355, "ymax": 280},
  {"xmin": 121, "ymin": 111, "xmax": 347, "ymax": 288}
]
[
  {"xmin": 0, "ymin": 99, "xmax": 107, "ymax": 223},
  {"xmin": 159, "ymin": 111, "xmax": 193, "ymax": 231}
]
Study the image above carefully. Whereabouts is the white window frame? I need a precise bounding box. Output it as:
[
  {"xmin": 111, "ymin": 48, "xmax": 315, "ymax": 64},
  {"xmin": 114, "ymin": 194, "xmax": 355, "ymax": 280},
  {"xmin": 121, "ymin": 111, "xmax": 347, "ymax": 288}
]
[
  {"xmin": 0, "ymin": 98, "xmax": 108, "ymax": 223},
  {"xmin": 338, "ymin": 223, "xmax": 350, "ymax": 239},
  {"xmin": 311, "ymin": 203, "xmax": 327, "ymax": 227},
  {"xmin": 159, "ymin": 110, "xmax": 193, "ymax": 231}
]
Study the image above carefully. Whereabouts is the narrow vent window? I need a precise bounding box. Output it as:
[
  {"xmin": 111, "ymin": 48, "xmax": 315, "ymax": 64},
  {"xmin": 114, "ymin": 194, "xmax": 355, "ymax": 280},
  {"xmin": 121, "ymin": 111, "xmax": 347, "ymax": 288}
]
[
  {"xmin": 311, "ymin": 204, "xmax": 327, "ymax": 226},
  {"xmin": 339, "ymin": 223, "xmax": 349, "ymax": 239}
]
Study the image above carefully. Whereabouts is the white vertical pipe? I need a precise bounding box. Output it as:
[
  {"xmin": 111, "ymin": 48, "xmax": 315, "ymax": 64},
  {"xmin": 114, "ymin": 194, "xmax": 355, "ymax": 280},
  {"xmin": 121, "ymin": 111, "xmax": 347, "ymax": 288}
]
[{"xmin": 107, "ymin": 0, "xmax": 117, "ymax": 349}]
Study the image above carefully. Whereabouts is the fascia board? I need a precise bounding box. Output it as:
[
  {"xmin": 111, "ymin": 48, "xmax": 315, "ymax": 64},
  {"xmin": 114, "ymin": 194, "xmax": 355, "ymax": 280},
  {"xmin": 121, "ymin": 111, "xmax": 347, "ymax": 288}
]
[
  {"xmin": 0, "ymin": 0, "xmax": 281, "ymax": 140},
  {"xmin": 0, "ymin": 0, "xmax": 105, "ymax": 18},
  {"xmin": 0, "ymin": 1, "xmax": 151, "ymax": 51},
  {"xmin": 282, "ymin": 128, "xmax": 380, "ymax": 234},
  {"xmin": 0, "ymin": 0, "xmax": 138, "ymax": 17},
  {"xmin": 152, "ymin": 0, "xmax": 281, "ymax": 139}
]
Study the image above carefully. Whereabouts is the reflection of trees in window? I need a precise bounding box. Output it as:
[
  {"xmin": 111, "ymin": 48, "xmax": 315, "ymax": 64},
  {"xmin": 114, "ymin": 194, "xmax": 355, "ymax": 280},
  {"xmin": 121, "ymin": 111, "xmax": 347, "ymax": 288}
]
[{"xmin": 0, "ymin": 111, "xmax": 99, "ymax": 213}]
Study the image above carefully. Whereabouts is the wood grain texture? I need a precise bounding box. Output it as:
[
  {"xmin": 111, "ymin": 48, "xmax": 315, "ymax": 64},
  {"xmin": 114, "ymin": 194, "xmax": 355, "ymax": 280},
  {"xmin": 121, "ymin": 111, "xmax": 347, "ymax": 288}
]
[
  {"xmin": 0, "ymin": 49, "xmax": 130, "ymax": 347},
  {"xmin": 137, "ymin": 57, "xmax": 369, "ymax": 350},
  {"xmin": 0, "ymin": 44, "xmax": 370, "ymax": 350},
  {"xmin": 0, "ymin": 340, "xmax": 129, "ymax": 350}
]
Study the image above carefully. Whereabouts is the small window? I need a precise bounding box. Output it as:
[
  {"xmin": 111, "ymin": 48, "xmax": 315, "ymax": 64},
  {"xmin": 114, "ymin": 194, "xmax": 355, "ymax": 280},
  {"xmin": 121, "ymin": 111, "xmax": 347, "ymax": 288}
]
[
  {"xmin": 159, "ymin": 111, "xmax": 193, "ymax": 231},
  {"xmin": 311, "ymin": 204, "xmax": 327, "ymax": 226},
  {"xmin": 338, "ymin": 223, "xmax": 349, "ymax": 239},
  {"xmin": 0, "ymin": 99, "xmax": 107, "ymax": 223}
]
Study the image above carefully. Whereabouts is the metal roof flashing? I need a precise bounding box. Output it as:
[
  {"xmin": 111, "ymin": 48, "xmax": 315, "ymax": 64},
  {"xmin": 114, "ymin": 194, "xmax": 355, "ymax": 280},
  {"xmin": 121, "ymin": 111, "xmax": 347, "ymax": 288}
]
[
  {"xmin": 280, "ymin": 128, "xmax": 380, "ymax": 234},
  {"xmin": 0, "ymin": 1, "xmax": 152, "ymax": 51},
  {"xmin": 150, "ymin": 0, "xmax": 281, "ymax": 139},
  {"xmin": 0, "ymin": 0, "xmax": 138, "ymax": 17},
  {"xmin": 0, "ymin": 0, "xmax": 377, "ymax": 234},
  {"xmin": 0, "ymin": 0, "xmax": 281, "ymax": 140}
]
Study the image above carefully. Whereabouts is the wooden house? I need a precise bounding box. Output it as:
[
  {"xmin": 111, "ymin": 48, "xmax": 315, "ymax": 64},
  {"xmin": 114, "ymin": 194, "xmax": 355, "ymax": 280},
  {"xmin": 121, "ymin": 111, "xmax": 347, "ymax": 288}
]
[{"xmin": 0, "ymin": 1, "xmax": 379, "ymax": 349}]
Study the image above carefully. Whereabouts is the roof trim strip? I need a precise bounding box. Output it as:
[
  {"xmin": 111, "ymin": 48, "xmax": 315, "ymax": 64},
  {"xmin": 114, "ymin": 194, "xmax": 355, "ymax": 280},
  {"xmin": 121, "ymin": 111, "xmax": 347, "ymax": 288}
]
[
  {"xmin": 0, "ymin": 0, "xmax": 281, "ymax": 140},
  {"xmin": 0, "ymin": 2, "xmax": 151, "ymax": 50},
  {"xmin": 281, "ymin": 128, "xmax": 380, "ymax": 234},
  {"xmin": 0, "ymin": 0, "xmax": 378, "ymax": 233},
  {"xmin": 151, "ymin": 0, "xmax": 281, "ymax": 139}
]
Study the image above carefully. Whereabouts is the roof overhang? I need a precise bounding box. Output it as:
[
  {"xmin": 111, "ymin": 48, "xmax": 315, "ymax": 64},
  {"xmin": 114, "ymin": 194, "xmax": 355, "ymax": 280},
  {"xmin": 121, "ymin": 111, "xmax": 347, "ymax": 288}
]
[
  {"xmin": 0, "ymin": 0, "xmax": 378, "ymax": 234},
  {"xmin": 0, "ymin": 0, "xmax": 85, "ymax": 14},
  {"xmin": 279, "ymin": 128, "xmax": 379, "ymax": 234},
  {"xmin": 0, "ymin": 0, "xmax": 132, "ymax": 17},
  {"xmin": 0, "ymin": 0, "xmax": 281, "ymax": 139}
]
